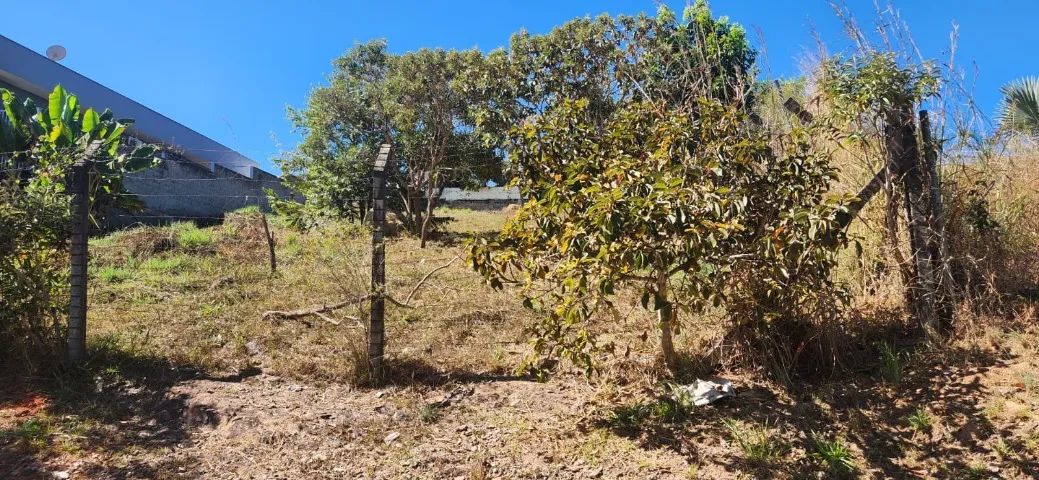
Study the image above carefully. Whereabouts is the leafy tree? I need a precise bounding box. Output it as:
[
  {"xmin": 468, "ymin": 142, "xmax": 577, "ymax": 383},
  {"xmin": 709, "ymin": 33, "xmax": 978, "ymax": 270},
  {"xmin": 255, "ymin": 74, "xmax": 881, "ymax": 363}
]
[
  {"xmin": 465, "ymin": 1, "xmax": 757, "ymax": 145},
  {"xmin": 998, "ymin": 77, "xmax": 1039, "ymax": 137},
  {"xmin": 283, "ymin": 41, "xmax": 502, "ymax": 246},
  {"xmin": 468, "ymin": 98, "xmax": 852, "ymax": 372}
]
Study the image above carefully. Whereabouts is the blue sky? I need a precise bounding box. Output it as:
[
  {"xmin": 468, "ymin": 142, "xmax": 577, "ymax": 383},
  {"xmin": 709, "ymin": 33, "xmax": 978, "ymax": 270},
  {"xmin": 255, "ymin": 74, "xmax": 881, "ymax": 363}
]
[{"xmin": 3, "ymin": 1, "xmax": 1036, "ymax": 172}]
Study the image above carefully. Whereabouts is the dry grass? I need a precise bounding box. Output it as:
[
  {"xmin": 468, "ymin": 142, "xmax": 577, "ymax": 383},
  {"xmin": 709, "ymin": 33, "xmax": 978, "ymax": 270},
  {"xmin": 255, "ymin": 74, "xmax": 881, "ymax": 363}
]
[
  {"xmin": 86, "ymin": 207, "xmax": 529, "ymax": 385},
  {"xmin": 3, "ymin": 201, "xmax": 1039, "ymax": 478}
]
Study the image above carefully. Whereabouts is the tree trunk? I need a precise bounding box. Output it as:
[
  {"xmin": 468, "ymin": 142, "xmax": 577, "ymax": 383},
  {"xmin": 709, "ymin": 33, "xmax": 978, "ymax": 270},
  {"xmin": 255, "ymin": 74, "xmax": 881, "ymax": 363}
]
[
  {"xmin": 656, "ymin": 276, "xmax": 679, "ymax": 371},
  {"xmin": 419, "ymin": 181, "xmax": 438, "ymax": 248}
]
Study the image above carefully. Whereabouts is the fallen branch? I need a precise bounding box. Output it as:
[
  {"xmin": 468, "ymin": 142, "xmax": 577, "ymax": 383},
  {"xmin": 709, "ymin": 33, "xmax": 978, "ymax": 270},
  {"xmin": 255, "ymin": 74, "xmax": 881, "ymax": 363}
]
[
  {"xmin": 262, "ymin": 294, "xmax": 370, "ymax": 322},
  {"xmin": 403, "ymin": 254, "xmax": 460, "ymax": 306}
]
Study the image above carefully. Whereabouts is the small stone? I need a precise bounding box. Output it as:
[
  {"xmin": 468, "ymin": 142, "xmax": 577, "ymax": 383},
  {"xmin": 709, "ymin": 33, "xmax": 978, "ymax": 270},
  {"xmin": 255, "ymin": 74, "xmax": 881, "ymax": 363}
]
[
  {"xmin": 384, "ymin": 431, "xmax": 401, "ymax": 444},
  {"xmin": 52, "ymin": 472, "xmax": 70, "ymax": 480},
  {"xmin": 245, "ymin": 341, "xmax": 262, "ymax": 356},
  {"xmin": 584, "ymin": 467, "xmax": 603, "ymax": 478}
]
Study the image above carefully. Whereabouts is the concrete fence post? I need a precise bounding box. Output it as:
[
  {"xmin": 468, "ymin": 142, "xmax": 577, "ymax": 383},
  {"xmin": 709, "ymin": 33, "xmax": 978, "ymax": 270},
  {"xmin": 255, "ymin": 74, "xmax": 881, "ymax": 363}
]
[
  {"xmin": 67, "ymin": 157, "xmax": 90, "ymax": 365},
  {"xmin": 369, "ymin": 143, "xmax": 393, "ymax": 383}
]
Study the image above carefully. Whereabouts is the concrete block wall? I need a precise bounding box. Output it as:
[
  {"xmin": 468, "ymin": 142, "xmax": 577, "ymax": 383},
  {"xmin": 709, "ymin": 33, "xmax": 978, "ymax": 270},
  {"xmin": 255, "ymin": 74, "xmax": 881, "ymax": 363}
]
[{"xmin": 104, "ymin": 154, "xmax": 298, "ymax": 228}]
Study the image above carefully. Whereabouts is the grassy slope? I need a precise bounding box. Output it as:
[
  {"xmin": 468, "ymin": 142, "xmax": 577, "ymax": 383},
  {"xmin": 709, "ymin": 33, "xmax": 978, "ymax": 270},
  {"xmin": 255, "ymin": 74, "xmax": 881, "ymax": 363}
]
[{"xmin": 1, "ymin": 207, "xmax": 1037, "ymax": 479}]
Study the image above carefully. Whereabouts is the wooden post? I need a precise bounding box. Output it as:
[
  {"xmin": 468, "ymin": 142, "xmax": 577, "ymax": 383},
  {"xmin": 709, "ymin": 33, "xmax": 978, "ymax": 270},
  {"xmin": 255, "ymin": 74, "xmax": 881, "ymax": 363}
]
[
  {"xmin": 67, "ymin": 157, "xmax": 90, "ymax": 364},
  {"xmin": 369, "ymin": 143, "xmax": 393, "ymax": 383},
  {"xmin": 261, "ymin": 213, "xmax": 277, "ymax": 274},
  {"xmin": 886, "ymin": 107, "xmax": 940, "ymax": 344},
  {"xmin": 919, "ymin": 110, "xmax": 955, "ymax": 325},
  {"xmin": 783, "ymin": 97, "xmax": 814, "ymax": 124}
]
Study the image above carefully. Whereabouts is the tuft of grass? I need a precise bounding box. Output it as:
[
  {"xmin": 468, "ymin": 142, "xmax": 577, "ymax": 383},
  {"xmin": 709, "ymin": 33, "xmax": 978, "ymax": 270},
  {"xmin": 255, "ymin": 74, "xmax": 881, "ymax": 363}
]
[
  {"xmin": 810, "ymin": 431, "xmax": 856, "ymax": 474},
  {"xmin": 98, "ymin": 266, "xmax": 133, "ymax": 283},
  {"xmin": 417, "ymin": 404, "xmax": 441, "ymax": 424},
  {"xmin": 174, "ymin": 223, "xmax": 214, "ymax": 250},
  {"xmin": 723, "ymin": 418, "xmax": 786, "ymax": 465},
  {"xmin": 607, "ymin": 397, "xmax": 689, "ymax": 431},
  {"xmin": 907, "ymin": 407, "xmax": 933, "ymax": 432},
  {"xmin": 993, "ymin": 437, "xmax": 1015, "ymax": 458},
  {"xmin": 876, "ymin": 341, "xmax": 910, "ymax": 385},
  {"xmin": 233, "ymin": 205, "xmax": 261, "ymax": 214}
]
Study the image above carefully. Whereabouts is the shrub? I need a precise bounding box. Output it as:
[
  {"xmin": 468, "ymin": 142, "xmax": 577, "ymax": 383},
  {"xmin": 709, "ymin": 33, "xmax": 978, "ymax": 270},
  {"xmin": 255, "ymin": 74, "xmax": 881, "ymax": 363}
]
[{"xmin": 469, "ymin": 98, "xmax": 853, "ymax": 372}]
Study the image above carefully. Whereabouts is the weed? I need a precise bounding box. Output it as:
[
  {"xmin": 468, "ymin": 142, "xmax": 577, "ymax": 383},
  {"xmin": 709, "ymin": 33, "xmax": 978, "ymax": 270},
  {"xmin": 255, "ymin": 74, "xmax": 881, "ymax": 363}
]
[
  {"xmin": 608, "ymin": 403, "xmax": 650, "ymax": 430},
  {"xmin": 876, "ymin": 341, "xmax": 910, "ymax": 385},
  {"xmin": 993, "ymin": 437, "xmax": 1015, "ymax": 458},
  {"xmin": 966, "ymin": 462, "xmax": 989, "ymax": 479},
  {"xmin": 723, "ymin": 418, "xmax": 785, "ymax": 465},
  {"xmin": 907, "ymin": 408, "xmax": 933, "ymax": 432},
  {"xmin": 1021, "ymin": 372, "xmax": 1038, "ymax": 395},
  {"xmin": 0, "ymin": 418, "xmax": 52, "ymax": 450},
  {"xmin": 810, "ymin": 431, "xmax": 856, "ymax": 474},
  {"xmin": 417, "ymin": 404, "xmax": 441, "ymax": 424}
]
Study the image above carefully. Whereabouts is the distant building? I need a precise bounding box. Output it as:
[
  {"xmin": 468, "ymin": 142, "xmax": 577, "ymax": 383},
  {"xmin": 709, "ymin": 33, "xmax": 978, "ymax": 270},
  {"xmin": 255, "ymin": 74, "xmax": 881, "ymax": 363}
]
[
  {"xmin": 439, "ymin": 186, "xmax": 520, "ymax": 210},
  {"xmin": 0, "ymin": 34, "xmax": 294, "ymax": 227}
]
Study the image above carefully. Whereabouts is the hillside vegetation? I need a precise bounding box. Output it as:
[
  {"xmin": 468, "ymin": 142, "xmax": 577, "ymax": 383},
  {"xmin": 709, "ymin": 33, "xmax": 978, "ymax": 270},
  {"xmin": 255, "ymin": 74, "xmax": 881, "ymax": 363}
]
[{"xmin": 2, "ymin": 203, "xmax": 1038, "ymax": 478}]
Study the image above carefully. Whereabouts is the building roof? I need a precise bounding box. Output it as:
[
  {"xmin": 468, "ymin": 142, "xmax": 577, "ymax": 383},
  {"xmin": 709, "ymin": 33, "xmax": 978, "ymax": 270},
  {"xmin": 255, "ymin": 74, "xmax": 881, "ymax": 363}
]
[{"xmin": 0, "ymin": 34, "xmax": 263, "ymax": 178}]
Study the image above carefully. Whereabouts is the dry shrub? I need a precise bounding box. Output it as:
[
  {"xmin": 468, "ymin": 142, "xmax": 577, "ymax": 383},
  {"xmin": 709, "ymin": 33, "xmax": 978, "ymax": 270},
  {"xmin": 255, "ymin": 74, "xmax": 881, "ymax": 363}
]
[
  {"xmin": 943, "ymin": 144, "xmax": 1039, "ymax": 311},
  {"xmin": 116, "ymin": 226, "xmax": 176, "ymax": 258},
  {"xmin": 219, "ymin": 210, "xmax": 272, "ymax": 262}
]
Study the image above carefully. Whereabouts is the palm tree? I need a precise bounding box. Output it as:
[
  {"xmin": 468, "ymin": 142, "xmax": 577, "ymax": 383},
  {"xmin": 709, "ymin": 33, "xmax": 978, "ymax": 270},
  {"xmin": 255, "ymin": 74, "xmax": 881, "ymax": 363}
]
[{"xmin": 998, "ymin": 77, "xmax": 1039, "ymax": 137}]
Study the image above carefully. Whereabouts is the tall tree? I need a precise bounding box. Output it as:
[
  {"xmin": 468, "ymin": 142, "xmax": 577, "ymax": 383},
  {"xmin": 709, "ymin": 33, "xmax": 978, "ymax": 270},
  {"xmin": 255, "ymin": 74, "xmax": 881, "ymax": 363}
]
[
  {"xmin": 465, "ymin": 1, "xmax": 758, "ymax": 145},
  {"xmin": 283, "ymin": 41, "xmax": 501, "ymax": 246}
]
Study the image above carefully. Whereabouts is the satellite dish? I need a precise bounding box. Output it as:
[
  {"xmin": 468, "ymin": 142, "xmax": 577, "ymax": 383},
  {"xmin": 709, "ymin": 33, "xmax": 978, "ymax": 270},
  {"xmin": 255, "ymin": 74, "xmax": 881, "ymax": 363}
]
[{"xmin": 46, "ymin": 45, "xmax": 67, "ymax": 62}]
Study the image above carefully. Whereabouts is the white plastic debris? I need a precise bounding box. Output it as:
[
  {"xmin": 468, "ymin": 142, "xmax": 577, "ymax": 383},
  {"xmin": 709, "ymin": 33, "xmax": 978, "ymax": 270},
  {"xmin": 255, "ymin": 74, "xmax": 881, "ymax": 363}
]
[{"xmin": 673, "ymin": 378, "xmax": 736, "ymax": 407}]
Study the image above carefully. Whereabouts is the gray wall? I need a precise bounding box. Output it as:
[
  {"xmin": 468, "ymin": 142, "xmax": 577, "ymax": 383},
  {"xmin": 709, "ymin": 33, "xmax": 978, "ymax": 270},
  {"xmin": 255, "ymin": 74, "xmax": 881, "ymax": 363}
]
[
  {"xmin": 104, "ymin": 154, "xmax": 298, "ymax": 228},
  {"xmin": 441, "ymin": 199, "xmax": 519, "ymax": 211}
]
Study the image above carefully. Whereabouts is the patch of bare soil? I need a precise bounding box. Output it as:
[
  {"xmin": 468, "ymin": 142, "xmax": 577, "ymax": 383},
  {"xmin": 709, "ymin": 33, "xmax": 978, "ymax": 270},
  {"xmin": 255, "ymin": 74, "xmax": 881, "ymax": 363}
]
[{"xmin": 3, "ymin": 341, "xmax": 1037, "ymax": 479}]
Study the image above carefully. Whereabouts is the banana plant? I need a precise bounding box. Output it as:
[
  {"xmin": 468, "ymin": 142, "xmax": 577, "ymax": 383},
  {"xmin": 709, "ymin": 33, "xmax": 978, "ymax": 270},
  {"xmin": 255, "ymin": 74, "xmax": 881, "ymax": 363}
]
[{"xmin": 2, "ymin": 85, "xmax": 159, "ymax": 218}]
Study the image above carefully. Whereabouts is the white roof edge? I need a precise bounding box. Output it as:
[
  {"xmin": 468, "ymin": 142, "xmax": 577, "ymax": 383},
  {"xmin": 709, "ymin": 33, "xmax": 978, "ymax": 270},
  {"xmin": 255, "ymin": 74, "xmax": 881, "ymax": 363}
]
[{"xmin": 0, "ymin": 34, "xmax": 266, "ymax": 178}]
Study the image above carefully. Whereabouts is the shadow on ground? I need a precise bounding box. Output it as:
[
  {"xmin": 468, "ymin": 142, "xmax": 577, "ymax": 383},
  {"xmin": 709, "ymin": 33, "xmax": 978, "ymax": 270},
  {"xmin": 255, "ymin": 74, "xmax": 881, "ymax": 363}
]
[
  {"xmin": 592, "ymin": 342, "xmax": 1032, "ymax": 479},
  {"xmin": 383, "ymin": 357, "xmax": 533, "ymax": 388},
  {"xmin": 0, "ymin": 344, "xmax": 218, "ymax": 480}
]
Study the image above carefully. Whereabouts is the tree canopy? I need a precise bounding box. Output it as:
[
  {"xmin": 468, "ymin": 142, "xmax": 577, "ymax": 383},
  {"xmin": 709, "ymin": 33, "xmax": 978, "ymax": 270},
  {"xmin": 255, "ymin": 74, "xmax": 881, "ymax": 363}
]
[{"xmin": 281, "ymin": 41, "xmax": 502, "ymax": 244}]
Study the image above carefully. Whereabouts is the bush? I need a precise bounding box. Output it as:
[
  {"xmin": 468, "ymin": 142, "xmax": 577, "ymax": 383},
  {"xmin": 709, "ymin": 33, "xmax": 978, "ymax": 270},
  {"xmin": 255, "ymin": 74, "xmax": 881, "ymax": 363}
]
[{"xmin": 469, "ymin": 98, "xmax": 853, "ymax": 373}]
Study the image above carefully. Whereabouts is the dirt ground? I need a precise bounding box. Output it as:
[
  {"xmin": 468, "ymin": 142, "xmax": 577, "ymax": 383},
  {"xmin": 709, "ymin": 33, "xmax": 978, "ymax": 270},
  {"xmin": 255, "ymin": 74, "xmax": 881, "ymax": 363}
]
[{"xmin": 3, "ymin": 338, "xmax": 1037, "ymax": 479}]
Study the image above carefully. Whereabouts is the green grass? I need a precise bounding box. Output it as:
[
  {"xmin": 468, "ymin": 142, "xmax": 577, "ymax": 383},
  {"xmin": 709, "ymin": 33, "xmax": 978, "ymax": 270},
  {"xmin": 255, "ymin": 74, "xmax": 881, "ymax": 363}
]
[
  {"xmin": 810, "ymin": 431, "xmax": 856, "ymax": 474},
  {"xmin": 140, "ymin": 255, "xmax": 187, "ymax": 274},
  {"xmin": 0, "ymin": 418, "xmax": 53, "ymax": 450},
  {"xmin": 907, "ymin": 407, "xmax": 933, "ymax": 432},
  {"xmin": 876, "ymin": 341, "xmax": 910, "ymax": 385},
  {"xmin": 722, "ymin": 418, "xmax": 786, "ymax": 465},
  {"xmin": 98, "ymin": 266, "xmax": 133, "ymax": 283},
  {"xmin": 607, "ymin": 397, "xmax": 689, "ymax": 430},
  {"xmin": 174, "ymin": 223, "xmax": 214, "ymax": 250}
]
